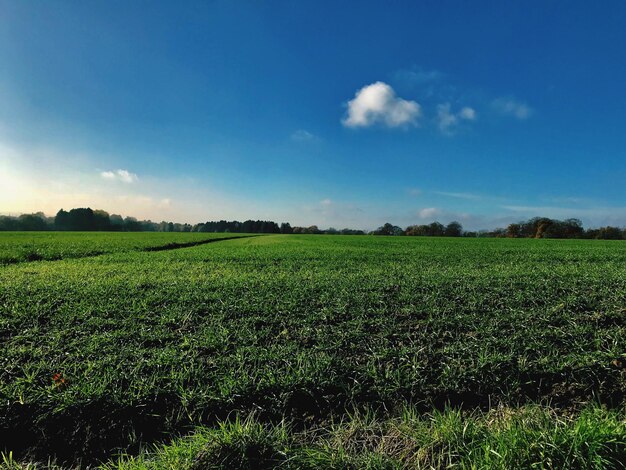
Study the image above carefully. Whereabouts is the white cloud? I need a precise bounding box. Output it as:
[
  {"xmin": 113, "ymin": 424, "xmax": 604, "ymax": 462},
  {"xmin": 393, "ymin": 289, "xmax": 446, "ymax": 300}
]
[
  {"xmin": 291, "ymin": 129, "xmax": 316, "ymax": 142},
  {"xmin": 436, "ymin": 104, "xmax": 457, "ymax": 133},
  {"xmin": 459, "ymin": 107, "xmax": 476, "ymax": 121},
  {"xmin": 342, "ymin": 81, "xmax": 421, "ymax": 128},
  {"xmin": 418, "ymin": 207, "xmax": 440, "ymax": 219},
  {"xmin": 436, "ymin": 103, "xmax": 477, "ymax": 134},
  {"xmin": 407, "ymin": 188, "xmax": 423, "ymax": 196},
  {"xmin": 492, "ymin": 98, "xmax": 532, "ymax": 119},
  {"xmin": 117, "ymin": 169, "xmax": 138, "ymax": 183},
  {"xmin": 100, "ymin": 169, "xmax": 138, "ymax": 183},
  {"xmin": 434, "ymin": 191, "xmax": 481, "ymax": 200},
  {"xmin": 320, "ymin": 198, "xmax": 333, "ymax": 206}
]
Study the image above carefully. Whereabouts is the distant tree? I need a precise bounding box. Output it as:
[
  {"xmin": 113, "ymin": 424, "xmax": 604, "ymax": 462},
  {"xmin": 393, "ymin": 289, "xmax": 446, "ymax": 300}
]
[
  {"xmin": 280, "ymin": 222, "xmax": 293, "ymax": 234},
  {"xmin": 110, "ymin": 214, "xmax": 124, "ymax": 231},
  {"xmin": 428, "ymin": 222, "xmax": 445, "ymax": 237},
  {"xmin": 54, "ymin": 209, "xmax": 70, "ymax": 230},
  {"xmin": 0, "ymin": 216, "xmax": 20, "ymax": 231},
  {"xmin": 444, "ymin": 221, "xmax": 463, "ymax": 237},
  {"xmin": 93, "ymin": 210, "xmax": 111, "ymax": 230},
  {"xmin": 55, "ymin": 208, "xmax": 98, "ymax": 231},
  {"xmin": 592, "ymin": 226, "xmax": 623, "ymax": 240},
  {"xmin": 405, "ymin": 224, "xmax": 429, "ymax": 236},
  {"xmin": 492, "ymin": 227, "xmax": 507, "ymax": 238},
  {"xmin": 506, "ymin": 223, "xmax": 521, "ymax": 238},
  {"xmin": 140, "ymin": 220, "xmax": 158, "ymax": 231},
  {"xmin": 340, "ymin": 228, "xmax": 365, "ymax": 235},
  {"xmin": 124, "ymin": 216, "xmax": 142, "ymax": 231},
  {"xmin": 17, "ymin": 213, "xmax": 48, "ymax": 231},
  {"xmin": 74, "ymin": 208, "xmax": 95, "ymax": 230},
  {"xmin": 562, "ymin": 219, "xmax": 584, "ymax": 238},
  {"xmin": 373, "ymin": 223, "xmax": 403, "ymax": 236},
  {"xmin": 534, "ymin": 217, "xmax": 554, "ymax": 238}
]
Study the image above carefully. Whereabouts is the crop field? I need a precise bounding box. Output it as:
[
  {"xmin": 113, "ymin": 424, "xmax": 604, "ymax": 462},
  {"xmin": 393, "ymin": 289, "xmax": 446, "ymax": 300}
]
[
  {"xmin": 0, "ymin": 232, "xmax": 252, "ymax": 265},
  {"xmin": 1, "ymin": 234, "xmax": 625, "ymax": 468}
]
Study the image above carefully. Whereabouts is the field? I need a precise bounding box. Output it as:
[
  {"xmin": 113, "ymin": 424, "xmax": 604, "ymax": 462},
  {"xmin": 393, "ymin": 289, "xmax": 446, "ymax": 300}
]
[
  {"xmin": 0, "ymin": 234, "xmax": 625, "ymax": 468},
  {"xmin": 0, "ymin": 232, "xmax": 252, "ymax": 265}
]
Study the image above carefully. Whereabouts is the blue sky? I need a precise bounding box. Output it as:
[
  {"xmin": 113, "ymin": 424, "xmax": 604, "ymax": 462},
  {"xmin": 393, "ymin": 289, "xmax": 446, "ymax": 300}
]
[{"xmin": 1, "ymin": 1, "xmax": 625, "ymax": 229}]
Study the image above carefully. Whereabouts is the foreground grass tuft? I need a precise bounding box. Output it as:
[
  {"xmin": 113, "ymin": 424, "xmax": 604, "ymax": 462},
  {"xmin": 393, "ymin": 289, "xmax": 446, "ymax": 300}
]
[
  {"xmin": 102, "ymin": 404, "xmax": 626, "ymax": 469},
  {"xmin": 189, "ymin": 416, "xmax": 290, "ymax": 469}
]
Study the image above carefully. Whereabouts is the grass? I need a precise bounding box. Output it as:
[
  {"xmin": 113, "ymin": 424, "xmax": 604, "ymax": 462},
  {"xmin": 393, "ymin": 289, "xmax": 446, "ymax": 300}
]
[
  {"xmin": 0, "ymin": 234, "xmax": 624, "ymax": 467},
  {"xmin": 102, "ymin": 404, "xmax": 626, "ymax": 469},
  {"xmin": 0, "ymin": 232, "xmax": 252, "ymax": 264}
]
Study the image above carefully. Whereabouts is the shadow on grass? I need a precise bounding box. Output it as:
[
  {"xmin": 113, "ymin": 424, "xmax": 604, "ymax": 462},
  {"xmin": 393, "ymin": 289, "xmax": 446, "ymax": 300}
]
[{"xmin": 2, "ymin": 365, "xmax": 624, "ymax": 467}]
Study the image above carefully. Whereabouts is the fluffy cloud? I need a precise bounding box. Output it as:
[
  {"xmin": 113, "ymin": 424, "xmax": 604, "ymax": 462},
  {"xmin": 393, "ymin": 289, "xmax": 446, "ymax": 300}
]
[
  {"xmin": 492, "ymin": 98, "xmax": 532, "ymax": 119},
  {"xmin": 436, "ymin": 103, "xmax": 477, "ymax": 134},
  {"xmin": 100, "ymin": 169, "xmax": 138, "ymax": 183},
  {"xmin": 343, "ymin": 82, "xmax": 421, "ymax": 128}
]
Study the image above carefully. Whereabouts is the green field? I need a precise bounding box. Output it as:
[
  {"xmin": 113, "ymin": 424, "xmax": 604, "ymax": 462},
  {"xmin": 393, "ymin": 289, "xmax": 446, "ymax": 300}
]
[
  {"xmin": 1, "ymin": 234, "xmax": 625, "ymax": 468},
  {"xmin": 0, "ymin": 232, "xmax": 253, "ymax": 265}
]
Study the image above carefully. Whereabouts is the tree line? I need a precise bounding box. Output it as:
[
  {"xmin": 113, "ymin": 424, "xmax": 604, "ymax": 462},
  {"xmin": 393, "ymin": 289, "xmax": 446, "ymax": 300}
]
[
  {"xmin": 0, "ymin": 209, "xmax": 625, "ymax": 240},
  {"xmin": 490, "ymin": 217, "xmax": 626, "ymax": 240},
  {"xmin": 0, "ymin": 209, "xmax": 364, "ymax": 235},
  {"xmin": 372, "ymin": 217, "xmax": 626, "ymax": 240},
  {"xmin": 372, "ymin": 221, "xmax": 464, "ymax": 237}
]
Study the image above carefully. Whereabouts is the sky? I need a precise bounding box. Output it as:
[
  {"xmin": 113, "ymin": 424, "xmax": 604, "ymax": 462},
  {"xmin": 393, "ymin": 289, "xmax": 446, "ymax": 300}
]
[{"xmin": 1, "ymin": 1, "xmax": 625, "ymax": 230}]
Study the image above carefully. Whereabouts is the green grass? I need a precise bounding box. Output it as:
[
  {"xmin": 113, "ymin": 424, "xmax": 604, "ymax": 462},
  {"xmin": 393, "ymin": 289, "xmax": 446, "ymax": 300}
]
[
  {"xmin": 0, "ymin": 234, "xmax": 625, "ymax": 467},
  {"xmin": 102, "ymin": 404, "xmax": 626, "ymax": 469},
  {"xmin": 0, "ymin": 231, "xmax": 252, "ymax": 264}
]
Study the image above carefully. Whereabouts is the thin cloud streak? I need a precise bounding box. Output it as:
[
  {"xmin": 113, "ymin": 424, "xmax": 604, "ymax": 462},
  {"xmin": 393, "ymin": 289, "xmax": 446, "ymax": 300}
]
[
  {"xmin": 291, "ymin": 129, "xmax": 316, "ymax": 142},
  {"xmin": 434, "ymin": 191, "xmax": 482, "ymax": 200}
]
